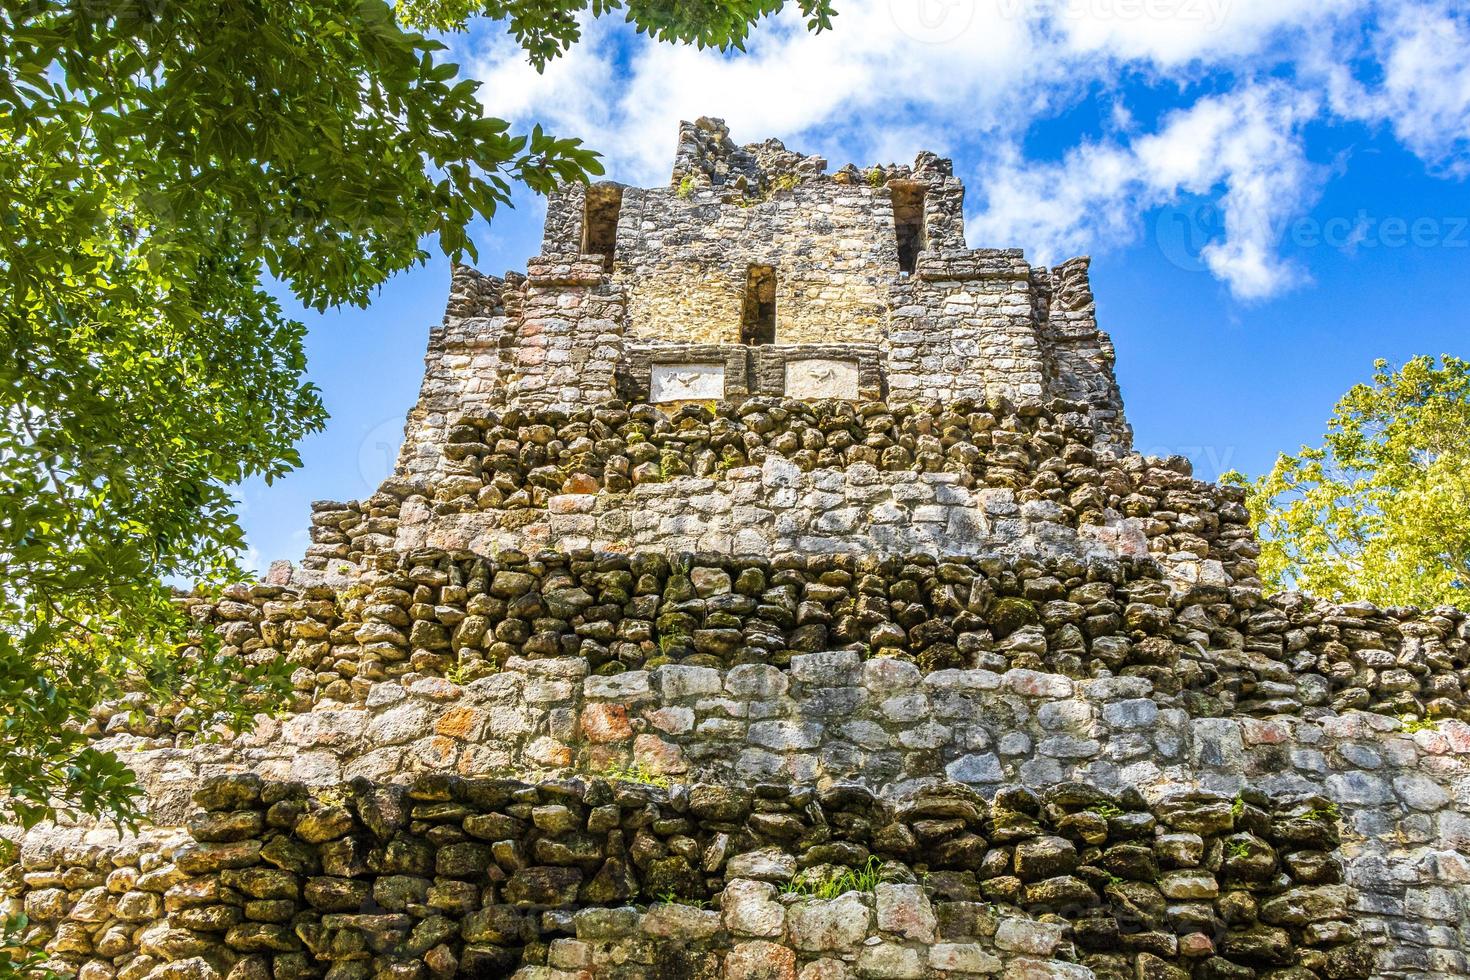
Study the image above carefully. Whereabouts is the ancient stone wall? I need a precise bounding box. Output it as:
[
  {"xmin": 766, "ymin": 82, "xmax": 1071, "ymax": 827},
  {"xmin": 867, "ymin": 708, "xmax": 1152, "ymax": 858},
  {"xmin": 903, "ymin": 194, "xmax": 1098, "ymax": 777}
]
[
  {"xmin": 389, "ymin": 117, "xmax": 1134, "ymax": 492},
  {"xmin": 540, "ymin": 118, "xmax": 971, "ymax": 349},
  {"xmin": 6, "ymin": 773, "xmax": 1381, "ymax": 980},
  {"xmin": 5, "ymin": 121, "xmax": 1467, "ymax": 980},
  {"xmin": 393, "ymin": 266, "xmax": 517, "ymax": 485},
  {"xmin": 1034, "ymin": 259, "xmax": 1131, "ymax": 450},
  {"xmin": 306, "ymin": 399, "xmax": 1240, "ymax": 584}
]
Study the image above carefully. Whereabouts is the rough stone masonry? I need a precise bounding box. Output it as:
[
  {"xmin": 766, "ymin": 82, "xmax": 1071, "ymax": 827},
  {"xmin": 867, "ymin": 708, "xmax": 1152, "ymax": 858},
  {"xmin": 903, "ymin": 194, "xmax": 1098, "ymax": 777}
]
[{"xmin": 5, "ymin": 118, "xmax": 1469, "ymax": 980}]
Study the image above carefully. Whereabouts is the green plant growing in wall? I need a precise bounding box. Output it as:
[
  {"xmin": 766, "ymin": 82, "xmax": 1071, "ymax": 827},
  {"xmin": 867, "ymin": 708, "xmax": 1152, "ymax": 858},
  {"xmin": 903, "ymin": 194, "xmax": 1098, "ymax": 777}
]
[
  {"xmin": 657, "ymin": 629, "xmax": 689, "ymax": 657},
  {"xmin": 866, "ymin": 167, "xmax": 885, "ymax": 187},
  {"xmin": 658, "ymin": 450, "xmax": 683, "ymax": 481},
  {"xmin": 781, "ymin": 856, "xmax": 885, "ymax": 900},
  {"xmin": 336, "ymin": 583, "xmax": 370, "ymax": 612},
  {"xmin": 1399, "ymin": 715, "xmax": 1439, "ymax": 734},
  {"xmin": 655, "ymin": 891, "xmax": 709, "ymax": 908},
  {"xmin": 603, "ymin": 762, "xmax": 672, "ymax": 789},
  {"xmin": 445, "ymin": 658, "xmax": 492, "ymax": 685},
  {"xmin": 676, "ymin": 174, "xmax": 696, "ymax": 199},
  {"xmin": 1302, "ymin": 801, "xmax": 1340, "ymax": 822}
]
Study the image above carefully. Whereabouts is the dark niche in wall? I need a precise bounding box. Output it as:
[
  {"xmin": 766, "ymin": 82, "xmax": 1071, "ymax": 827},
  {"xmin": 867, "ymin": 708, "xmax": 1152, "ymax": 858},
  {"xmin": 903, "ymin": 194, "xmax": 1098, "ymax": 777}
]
[
  {"xmin": 891, "ymin": 182, "xmax": 927, "ymax": 274},
  {"xmin": 583, "ymin": 183, "xmax": 624, "ymax": 271},
  {"xmin": 741, "ymin": 264, "xmax": 777, "ymax": 345}
]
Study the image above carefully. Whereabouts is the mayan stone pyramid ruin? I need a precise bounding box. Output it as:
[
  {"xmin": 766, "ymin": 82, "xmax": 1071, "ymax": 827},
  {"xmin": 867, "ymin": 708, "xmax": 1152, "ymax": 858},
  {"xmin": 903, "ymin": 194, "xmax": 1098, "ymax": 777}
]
[{"xmin": 9, "ymin": 118, "xmax": 1470, "ymax": 980}]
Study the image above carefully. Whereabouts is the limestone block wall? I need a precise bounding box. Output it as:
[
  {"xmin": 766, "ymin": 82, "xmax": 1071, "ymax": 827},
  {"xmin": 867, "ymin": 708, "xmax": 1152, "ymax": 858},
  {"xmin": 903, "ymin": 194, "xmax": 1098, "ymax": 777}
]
[
  {"xmin": 388, "ymin": 252, "xmax": 1131, "ymax": 464},
  {"xmin": 17, "ymin": 532, "xmax": 1470, "ymax": 979},
  {"xmin": 1034, "ymin": 259, "xmax": 1131, "ymax": 450},
  {"xmin": 35, "ymin": 654, "xmax": 1470, "ymax": 979},
  {"xmin": 660, "ymin": 119, "xmax": 967, "ymax": 257},
  {"xmin": 499, "ymin": 256, "xmax": 627, "ymax": 414},
  {"xmin": 609, "ymin": 180, "xmax": 899, "ymax": 345},
  {"xmin": 541, "ymin": 117, "xmax": 971, "ymax": 348},
  {"xmin": 164, "ymin": 555, "xmax": 1468, "ymax": 734},
  {"xmin": 885, "ymin": 250, "xmax": 1049, "ymax": 407},
  {"xmin": 400, "ymin": 463, "xmax": 1159, "ymax": 568},
  {"xmin": 391, "ymin": 265, "xmax": 518, "ymax": 485},
  {"xmin": 388, "ymin": 120, "xmax": 1135, "ymax": 500},
  {"xmin": 4, "ymin": 774, "xmax": 1379, "ymax": 980},
  {"xmin": 305, "ymin": 400, "xmax": 1228, "ymax": 581},
  {"xmin": 97, "ymin": 649, "xmax": 1470, "ymax": 806}
]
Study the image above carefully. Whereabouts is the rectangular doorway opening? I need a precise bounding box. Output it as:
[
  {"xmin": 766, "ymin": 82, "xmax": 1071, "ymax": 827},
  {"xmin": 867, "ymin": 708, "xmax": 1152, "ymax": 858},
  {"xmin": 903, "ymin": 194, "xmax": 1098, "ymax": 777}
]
[
  {"xmin": 582, "ymin": 184, "xmax": 623, "ymax": 271},
  {"xmin": 741, "ymin": 265, "xmax": 776, "ymax": 345},
  {"xmin": 891, "ymin": 182, "xmax": 927, "ymax": 274}
]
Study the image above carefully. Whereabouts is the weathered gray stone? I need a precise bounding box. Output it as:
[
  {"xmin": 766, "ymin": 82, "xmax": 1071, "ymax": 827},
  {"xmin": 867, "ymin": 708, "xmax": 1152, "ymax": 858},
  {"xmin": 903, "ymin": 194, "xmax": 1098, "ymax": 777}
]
[
  {"xmin": 993, "ymin": 918, "xmax": 1066, "ymax": 956},
  {"xmin": 788, "ymin": 893, "xmax": 871, "ymax": 952},
  {"xmin": 945, "ymin": 753, "xmax": 1002, "ymax": 784},
  {"xmin": 722, "ymin": 879, "xmax": 785, "ymax": 938},
  {"xmin": 873, "ymin": 883, "xmax": 935, "ymax": 942}
]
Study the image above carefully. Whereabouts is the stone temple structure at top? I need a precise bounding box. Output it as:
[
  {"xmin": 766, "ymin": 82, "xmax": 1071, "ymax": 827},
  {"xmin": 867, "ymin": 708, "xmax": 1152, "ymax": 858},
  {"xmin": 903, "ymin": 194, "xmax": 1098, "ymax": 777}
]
[
  {"xmin": 10, "ymin": 119, "xmax": 1470, "ymax": 980},
  {"xmin": 376, "ymin": 116, "xmax": 1133, "ymax": 569},
  {"xmin": 513, "ymin": 115, "xmax": 1127, "ymax": 436}
]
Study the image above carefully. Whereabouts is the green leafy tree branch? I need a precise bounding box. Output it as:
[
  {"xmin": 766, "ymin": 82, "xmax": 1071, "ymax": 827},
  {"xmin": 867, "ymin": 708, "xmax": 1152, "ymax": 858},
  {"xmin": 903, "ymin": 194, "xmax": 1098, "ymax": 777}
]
[
  {"xmin": 0, "ymin": 0, "xmax": 833, "ymax": 829},
  {"xmin": 1227, "ymin": 355, "xmax": 1470, "ymax": 608}
]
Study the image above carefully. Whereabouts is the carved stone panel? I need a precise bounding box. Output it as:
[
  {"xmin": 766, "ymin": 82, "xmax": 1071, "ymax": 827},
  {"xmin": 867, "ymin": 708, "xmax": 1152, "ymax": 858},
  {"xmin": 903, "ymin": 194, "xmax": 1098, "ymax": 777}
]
[
  {"xmin": 651, "ymin": 362, "xmax": 725, "ymax": 402},
  {"xmin": 785, "ymin": 358, "xmax": 860, "ymax": 400}
]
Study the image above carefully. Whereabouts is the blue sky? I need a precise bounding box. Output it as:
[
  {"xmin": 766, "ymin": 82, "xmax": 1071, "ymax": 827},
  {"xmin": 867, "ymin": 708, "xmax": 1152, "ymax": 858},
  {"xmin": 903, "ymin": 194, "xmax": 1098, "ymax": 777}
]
[{"xmin": 237, "ymin": 0, "xmax": 1470, "ymax": 572}]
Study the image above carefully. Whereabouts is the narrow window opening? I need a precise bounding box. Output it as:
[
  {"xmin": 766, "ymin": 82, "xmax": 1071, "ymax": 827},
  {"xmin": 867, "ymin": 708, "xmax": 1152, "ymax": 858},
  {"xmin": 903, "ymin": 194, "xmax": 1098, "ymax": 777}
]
[
  {"xmin": 891, "ymin": 182, "xmax": 927, "ymax": 274},
  {"xmin": 740, "ymin": 265, "xmax": 777, "ymax": 345},
  {"xmin": 582, "ymin": 184, "xmax": 623, "ymax": 271}
]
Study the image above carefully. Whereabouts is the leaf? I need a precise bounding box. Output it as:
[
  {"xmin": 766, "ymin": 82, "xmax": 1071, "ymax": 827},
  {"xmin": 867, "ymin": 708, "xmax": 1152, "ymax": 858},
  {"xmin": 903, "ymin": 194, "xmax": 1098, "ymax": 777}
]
[
  {"xmin": 1239, "ymin": 355, "xmax": 1470, "ymax": 607},
  {"xmin": 0, "ymin": 0, "xmax": 825, "ymax": 826}
]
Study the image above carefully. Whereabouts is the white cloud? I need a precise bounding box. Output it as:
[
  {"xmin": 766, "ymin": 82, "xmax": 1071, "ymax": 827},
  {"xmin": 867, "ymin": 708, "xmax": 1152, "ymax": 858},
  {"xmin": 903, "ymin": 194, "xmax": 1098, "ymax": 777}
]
[
  {"xmin": 964, "ymin": 84, "xmax": 1321, "ymax": 296},
  {"xmin": 1317, "ymin": 2, "xmax": 1470, "ymax": 176},
  {"xmin": 1045, "ymin": 0, "xmax": 1360, "ymax": 66},
  {"xmin": 461, "ymin": 0, "xmax": 1470, "ymax": 299},
  {"xmin": 471, "ymin": 17, "xmax": 619, "ymax": 156}
]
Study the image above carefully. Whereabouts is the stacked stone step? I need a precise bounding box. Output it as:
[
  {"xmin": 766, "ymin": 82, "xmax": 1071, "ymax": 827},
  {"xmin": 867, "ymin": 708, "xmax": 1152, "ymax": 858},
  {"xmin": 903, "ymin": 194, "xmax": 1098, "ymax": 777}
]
[
  {"xmin": 116, "ymin": 549, "xmax": 1468, "ymax": 750},
  {"xmin": 46, "ymin": 538, "xmax": 1462, "ymax": 980},
  {"xmin": 300, "ymin": 399, "xmax": 1245, "ymax": 579},
  {"xmin": 4, "ymin": 774, "xmax": 1375, "ymax": 980}
]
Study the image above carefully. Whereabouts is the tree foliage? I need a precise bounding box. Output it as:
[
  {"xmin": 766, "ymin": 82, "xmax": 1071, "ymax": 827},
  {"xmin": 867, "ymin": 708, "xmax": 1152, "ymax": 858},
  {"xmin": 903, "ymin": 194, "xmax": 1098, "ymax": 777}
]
[
  {"xmin": 1228, "ymin": 355, "xmax": 1470, "ymax": 608},
  {"xmin": 399, "ymin": 0, "xmax": 836, "ymax": 69},
  {"xmin": 0, "ymin": 0, "xmax": 830, "ymax": 827}
]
